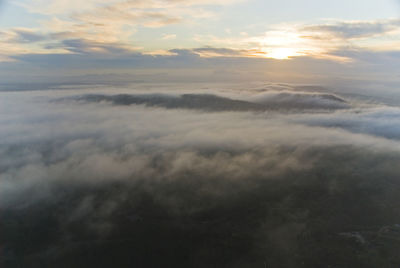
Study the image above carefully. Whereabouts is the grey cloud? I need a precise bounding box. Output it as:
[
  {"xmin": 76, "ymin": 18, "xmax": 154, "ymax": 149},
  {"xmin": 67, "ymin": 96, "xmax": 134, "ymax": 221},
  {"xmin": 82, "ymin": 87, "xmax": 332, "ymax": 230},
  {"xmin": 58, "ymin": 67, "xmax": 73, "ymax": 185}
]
[
  {"xmin": 0, "ymin": 28, "xmax": 47, "ymax": 44},
  {"xmin": 293, "ymin": 107, "xmax": 400, "ymax": 141},
  {"xmin": 64, "ymin": 91, "xmax": 349, "ymax": 112},
  {"xmin": 331, "ymin": 49, "xmax": 400, "ymax": 66},
  {"xmin": 302, "ymin": 20, "xmax": 400, "ymax": 39},
  {"xmin": 250, "ymin": 91, "xmax": 348, "ymax": 109},
  {"xmin": 12, "ymin": 29, "xmax": 47, "ymax": 43},
  {"xmin": 192, "ymin": 47, "xmax": 248, "ymax": 56},
  {"xmin": 4, "ymin": 46, "xmax": 399, "ymax": 89},
  {"xmin": 59, "ymin": 38, "xmax": 135, "ymax": 55}
]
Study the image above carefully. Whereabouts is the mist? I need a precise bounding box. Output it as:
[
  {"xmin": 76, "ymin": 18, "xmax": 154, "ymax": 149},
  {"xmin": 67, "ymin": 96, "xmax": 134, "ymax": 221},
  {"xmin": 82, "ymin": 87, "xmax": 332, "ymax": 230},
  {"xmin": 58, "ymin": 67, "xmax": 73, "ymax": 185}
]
[{"xmin": 1, "ymin": 83, "xmax": 400, "ymax": 267}]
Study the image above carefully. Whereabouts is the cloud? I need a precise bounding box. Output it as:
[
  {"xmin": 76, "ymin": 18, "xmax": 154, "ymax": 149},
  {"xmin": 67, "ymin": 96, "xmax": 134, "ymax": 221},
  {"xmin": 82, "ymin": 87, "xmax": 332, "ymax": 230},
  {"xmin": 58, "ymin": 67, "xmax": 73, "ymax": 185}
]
[
  {"xmin": 2, "ymin": 84, "xmax": 400, "ymax": 266},
  {"xmin": 301, "ymin": 19, "xmax": 400, "ymax": 40},
  {"xmin": 4, "ymin": 45, "xmax": 400, "ymax": 90},
  {"xmin": 192, "ymin": 19, "xmax": 400, "ymax": 61},
  {"xmin": 4, "ymin": 0, "xmax": 399, "ymax": 65},
  {"xmin": 52, "ymin": 38, "xmax": 138, "ymax": 55},
  {"xmin": 0, "ymin": 0, "xmax": 243, "ymax": 62},
  {"xmin": 10, "ymin": 28, "xmax": 47, "ymax": 43},
  {"xmin": 293, "ymin": 106, "xmax": 400, "ymax": 141},
  {"xmin": 161, "ymin": 34, "xmax": 177, "ymax": 40},
  {"xmin": 64, "ymin": 91, "xmax": 349, "ymax": 111},
  {"xmin": 2, "ymin": 12, "xmax": 400, "ymax": 73},
  {"xmin": 192, "ymin": 47, "xmax": 249, "ymax": 57},
  {"xmin": 22, "ymin": 0, "xmax": 243, "ymax": 15}
]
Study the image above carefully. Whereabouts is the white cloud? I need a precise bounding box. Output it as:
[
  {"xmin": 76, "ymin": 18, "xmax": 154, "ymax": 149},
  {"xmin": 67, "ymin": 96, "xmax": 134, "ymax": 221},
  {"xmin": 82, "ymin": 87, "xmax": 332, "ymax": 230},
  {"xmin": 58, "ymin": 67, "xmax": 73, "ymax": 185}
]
[{"xmin": 162, "ymin": 34, "xmax": 177, "ymax": 40}]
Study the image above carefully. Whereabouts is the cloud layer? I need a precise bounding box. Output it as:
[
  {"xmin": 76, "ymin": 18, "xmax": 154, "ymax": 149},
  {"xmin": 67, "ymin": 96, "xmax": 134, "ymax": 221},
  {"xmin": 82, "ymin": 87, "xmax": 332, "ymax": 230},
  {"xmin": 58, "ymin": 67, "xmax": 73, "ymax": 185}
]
[
  {"xmin": 63, "ymin": 91, "xmax": 349, "ymax": 112},
  {"xmin": 2, "ymin": 84, "xmax": 400, "ymax": 267}
]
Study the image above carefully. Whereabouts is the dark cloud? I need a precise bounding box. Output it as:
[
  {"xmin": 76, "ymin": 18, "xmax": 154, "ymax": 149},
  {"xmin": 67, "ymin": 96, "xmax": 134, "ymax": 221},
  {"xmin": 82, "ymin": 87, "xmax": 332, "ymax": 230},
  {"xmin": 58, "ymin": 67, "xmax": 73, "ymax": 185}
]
[{"xmin": 64, "ymin": 92, "xmax": 349, "ymax": 112}]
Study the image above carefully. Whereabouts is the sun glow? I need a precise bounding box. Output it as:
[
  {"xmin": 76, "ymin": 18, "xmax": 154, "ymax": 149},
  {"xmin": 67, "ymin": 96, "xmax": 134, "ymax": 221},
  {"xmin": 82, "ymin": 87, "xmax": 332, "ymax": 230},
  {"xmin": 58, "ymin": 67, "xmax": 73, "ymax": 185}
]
[
  {"xmin": 265, "ymin": 47, "xmax": 303, "ymax": 59},
  {"xmin": 249, "ymin": 29, "xmax": 314, "ymax": 60}
]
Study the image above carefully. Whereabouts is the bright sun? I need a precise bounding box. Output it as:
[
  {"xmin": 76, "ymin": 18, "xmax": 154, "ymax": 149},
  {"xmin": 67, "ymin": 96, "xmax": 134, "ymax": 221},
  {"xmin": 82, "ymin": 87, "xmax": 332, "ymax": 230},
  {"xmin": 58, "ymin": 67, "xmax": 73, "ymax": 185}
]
[
  {"xmin": 266, "ymin": 47, "xmax": 302, "ymax": 59},
  {"xmin": 253, "ymin": 30, "xmax": 309, "ymax": 60}
]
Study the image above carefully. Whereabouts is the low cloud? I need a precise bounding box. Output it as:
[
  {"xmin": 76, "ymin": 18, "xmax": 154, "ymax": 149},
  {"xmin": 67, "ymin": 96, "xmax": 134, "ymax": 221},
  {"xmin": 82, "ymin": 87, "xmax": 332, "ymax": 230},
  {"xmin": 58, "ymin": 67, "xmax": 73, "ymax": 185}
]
[
  {"xmin": 64, "ymin": 91, "xmax": 349, "ymax": 112},
  {"xmin": 2, "ymin": 84, "xmax": 400, "ymax": 267}
]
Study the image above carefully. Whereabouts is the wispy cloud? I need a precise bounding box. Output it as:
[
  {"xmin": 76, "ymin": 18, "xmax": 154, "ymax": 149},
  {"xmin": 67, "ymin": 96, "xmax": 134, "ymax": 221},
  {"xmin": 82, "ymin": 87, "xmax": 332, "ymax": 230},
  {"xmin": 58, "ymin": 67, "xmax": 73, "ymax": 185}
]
[
  {"xmin": 1, "ymin": 0, "xmax": 241, "ymax": 61},
  {"xmin": 301, "ymin": 19, "xmax": 400, "ymax": 40},
  {"xmin": 21, "ymin": 0, "xmax": 244, "ymax": 15},
  {"xmin": 192, "ymin": 19, "xmax": 400, "ymax": 61},
  {"xmin": 162, "ymin": 34, "xmax": 177, "ymax": 40},
  {"xmin": 1, "ymin": 0, "xmax": 400, "ymax": 72}
]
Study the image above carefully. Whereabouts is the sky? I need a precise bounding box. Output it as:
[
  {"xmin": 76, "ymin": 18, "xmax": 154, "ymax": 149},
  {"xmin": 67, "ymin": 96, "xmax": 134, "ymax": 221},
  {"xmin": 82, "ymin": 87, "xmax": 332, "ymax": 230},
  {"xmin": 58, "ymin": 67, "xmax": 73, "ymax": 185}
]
[{"xmin": 0, "ymin": 0, "xmax": 400, "ymax": 87}]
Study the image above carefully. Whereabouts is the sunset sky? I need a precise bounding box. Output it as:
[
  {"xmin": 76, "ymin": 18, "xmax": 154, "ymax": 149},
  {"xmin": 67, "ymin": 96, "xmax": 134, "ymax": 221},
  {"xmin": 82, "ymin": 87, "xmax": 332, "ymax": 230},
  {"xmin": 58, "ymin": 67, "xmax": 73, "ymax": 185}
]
[{"xmin": 1, "ymin": 0, "xmax": 400, "ymax": 86}]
